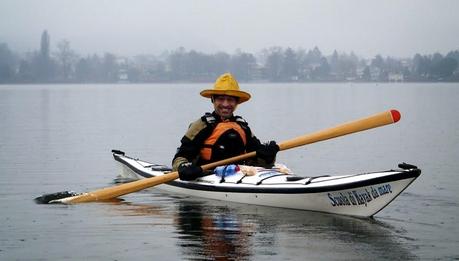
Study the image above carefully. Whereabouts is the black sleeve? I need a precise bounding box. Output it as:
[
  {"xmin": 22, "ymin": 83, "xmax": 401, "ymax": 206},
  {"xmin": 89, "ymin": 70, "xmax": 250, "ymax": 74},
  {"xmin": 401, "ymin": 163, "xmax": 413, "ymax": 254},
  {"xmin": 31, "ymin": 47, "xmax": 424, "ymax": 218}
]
[
  {"xmin": 244, "ymin": 126, "xmax": 263, "ymax": 152},
  {"xmin": 243, "ymin": 123, "xmax": 277, "ymax": 168},
  {"xmin": 173, "ymin": 136, "xmax": 201, "ymax": 162},
  {"xmin": 173, "ymin": 125, "xmax": 213, "ymax": 163}
]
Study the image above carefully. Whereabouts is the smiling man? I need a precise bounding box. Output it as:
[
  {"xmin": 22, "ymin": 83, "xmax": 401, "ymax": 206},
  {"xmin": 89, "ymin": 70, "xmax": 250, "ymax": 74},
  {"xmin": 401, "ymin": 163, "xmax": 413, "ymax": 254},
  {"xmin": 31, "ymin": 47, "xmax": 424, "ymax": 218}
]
[{"xmin": 172, "ymin": 73, "xmax": 279, "ymax": 181}]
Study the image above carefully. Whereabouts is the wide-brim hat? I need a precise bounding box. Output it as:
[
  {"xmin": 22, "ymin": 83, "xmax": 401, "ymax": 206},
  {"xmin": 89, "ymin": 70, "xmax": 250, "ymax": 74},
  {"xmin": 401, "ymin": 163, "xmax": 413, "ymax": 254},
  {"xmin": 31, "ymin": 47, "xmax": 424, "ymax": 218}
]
[{"xmin": 200, "ymin": 73, "xmax": 251, "ymax": 104}]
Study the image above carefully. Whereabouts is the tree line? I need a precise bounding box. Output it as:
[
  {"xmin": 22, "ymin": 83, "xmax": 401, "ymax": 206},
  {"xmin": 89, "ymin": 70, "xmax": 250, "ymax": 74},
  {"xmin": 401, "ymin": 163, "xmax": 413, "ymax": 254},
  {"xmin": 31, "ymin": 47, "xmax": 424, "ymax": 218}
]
[{"xmin": 1, "ymin": 30, "xmax": 458, "ymax": 84}]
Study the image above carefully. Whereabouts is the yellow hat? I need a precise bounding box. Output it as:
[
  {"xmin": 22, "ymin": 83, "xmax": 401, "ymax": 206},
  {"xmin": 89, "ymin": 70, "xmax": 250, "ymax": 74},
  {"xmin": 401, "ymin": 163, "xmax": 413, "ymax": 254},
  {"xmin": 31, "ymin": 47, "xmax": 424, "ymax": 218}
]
[{"xmin": 200, "ymin": 73, "xmax": 251, "ymax": 104}]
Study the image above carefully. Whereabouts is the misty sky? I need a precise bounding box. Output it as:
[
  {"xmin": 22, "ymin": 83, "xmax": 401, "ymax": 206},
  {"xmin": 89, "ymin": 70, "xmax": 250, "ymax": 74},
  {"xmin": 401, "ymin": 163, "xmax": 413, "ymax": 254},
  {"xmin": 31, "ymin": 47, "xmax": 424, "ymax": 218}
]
[{"xmin": 1, "ymin": 0, "xmax": 458, "ymax": 58}]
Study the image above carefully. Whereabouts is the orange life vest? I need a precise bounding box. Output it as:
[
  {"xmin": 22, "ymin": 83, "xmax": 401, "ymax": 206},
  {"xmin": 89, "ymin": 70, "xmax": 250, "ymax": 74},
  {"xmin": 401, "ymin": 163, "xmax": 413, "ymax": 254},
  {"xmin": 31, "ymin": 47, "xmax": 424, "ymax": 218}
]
[{"xmin": 200, "ymin": 121, "xmax": 247, "ymax": 161}]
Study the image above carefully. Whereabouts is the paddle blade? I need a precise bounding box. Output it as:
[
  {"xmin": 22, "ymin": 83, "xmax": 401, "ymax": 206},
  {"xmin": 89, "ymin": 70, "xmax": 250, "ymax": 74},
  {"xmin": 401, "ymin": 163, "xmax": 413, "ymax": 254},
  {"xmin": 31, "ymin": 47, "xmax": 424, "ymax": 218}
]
[
  {"xmin": 49, "ymin": 171, "xmax": 180, "ymax": 204},
  {"xmin": 34, "ymin": 191, "xmax": 80, "ymax": 204}
]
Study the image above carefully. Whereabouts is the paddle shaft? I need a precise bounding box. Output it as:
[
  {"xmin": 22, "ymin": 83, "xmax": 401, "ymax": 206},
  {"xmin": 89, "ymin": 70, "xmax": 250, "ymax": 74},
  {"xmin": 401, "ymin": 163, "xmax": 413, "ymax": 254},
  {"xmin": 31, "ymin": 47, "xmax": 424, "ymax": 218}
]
[{"xmin": 57, "ymin": 110, "xmax": 400, "ymax": 204}]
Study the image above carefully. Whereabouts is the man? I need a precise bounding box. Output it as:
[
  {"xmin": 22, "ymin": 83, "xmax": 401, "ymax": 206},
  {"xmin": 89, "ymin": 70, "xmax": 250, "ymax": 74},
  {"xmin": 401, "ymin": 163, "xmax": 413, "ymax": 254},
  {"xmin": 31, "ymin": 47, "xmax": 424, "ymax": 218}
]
[{"xmin": 172, "ymin": 73, "xmax": 280, "ymax": 181}]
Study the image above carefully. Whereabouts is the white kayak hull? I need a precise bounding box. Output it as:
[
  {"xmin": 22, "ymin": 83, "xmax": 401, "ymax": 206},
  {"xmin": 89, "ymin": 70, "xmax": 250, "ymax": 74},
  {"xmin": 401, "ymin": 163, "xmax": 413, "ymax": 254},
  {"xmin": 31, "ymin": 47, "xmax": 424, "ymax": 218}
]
[{"xmin": 113, "ymin": 152, "xmax": 420, "ymax": 218}]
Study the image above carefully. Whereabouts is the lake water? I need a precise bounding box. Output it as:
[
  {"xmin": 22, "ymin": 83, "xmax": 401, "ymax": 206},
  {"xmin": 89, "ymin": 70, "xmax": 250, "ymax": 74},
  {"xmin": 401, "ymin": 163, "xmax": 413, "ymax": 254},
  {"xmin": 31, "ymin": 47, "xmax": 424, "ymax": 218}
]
[{"xmin": 0, "ymin": 83, "xmax": 458, "ymax": 260}]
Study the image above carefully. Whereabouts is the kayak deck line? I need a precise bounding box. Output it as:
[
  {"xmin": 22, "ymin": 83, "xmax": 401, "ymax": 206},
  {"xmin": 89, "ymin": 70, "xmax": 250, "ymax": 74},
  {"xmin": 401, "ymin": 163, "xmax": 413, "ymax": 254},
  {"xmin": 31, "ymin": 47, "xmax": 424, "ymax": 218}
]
[{"xmin": 112, "ymin": 151, "xmax": 421, "ymax": 217}]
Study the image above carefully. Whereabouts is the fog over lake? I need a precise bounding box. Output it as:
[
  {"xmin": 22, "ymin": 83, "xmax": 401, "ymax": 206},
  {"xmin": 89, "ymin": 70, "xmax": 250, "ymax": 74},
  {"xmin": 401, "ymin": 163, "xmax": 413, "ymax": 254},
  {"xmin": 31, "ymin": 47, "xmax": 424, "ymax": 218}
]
[{"xmin": 1, "ymin": 0, "xmax": 458, "ymax": 58}]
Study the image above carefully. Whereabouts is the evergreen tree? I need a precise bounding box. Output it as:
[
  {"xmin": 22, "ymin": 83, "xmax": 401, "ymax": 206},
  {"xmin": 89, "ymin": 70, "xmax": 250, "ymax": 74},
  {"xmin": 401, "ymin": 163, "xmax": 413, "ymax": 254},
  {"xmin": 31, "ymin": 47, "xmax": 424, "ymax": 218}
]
[
  {"xmin": 230, "ymin": 51, "xmax": 256, "ymax": 82},
  {"xmin": 264, "ymin": 47, "xmax": 283, "ymax": 81},
  {"xmin": 0, "ymin": 43, "xmax": 17, "ymax": 83},
  {"xmin": 281, "ymin": 48, "xmax": 299, "ymax": 81},
  {"xmin": 431, "ymin": 57, "xmax": 458, "ymax": 79},
  {"xmin": 37, "ymin": 30, "xmax": 53, "ymax": 82},
  {"xmin": 40, "ymin": 30, "xmax": 50, "ymax": 58}
]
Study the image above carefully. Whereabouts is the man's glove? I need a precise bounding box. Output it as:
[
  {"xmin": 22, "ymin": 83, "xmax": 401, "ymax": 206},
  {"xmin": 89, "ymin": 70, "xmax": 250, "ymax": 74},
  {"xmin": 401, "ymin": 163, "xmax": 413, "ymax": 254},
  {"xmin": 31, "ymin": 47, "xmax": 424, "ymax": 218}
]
[
  {"xmin": 178, "ymin": 162, "xmax": 203, "ymax": 181},
  {"xmin": 256, "ymin": 140, "xmax": 280, "ymax": 164}
]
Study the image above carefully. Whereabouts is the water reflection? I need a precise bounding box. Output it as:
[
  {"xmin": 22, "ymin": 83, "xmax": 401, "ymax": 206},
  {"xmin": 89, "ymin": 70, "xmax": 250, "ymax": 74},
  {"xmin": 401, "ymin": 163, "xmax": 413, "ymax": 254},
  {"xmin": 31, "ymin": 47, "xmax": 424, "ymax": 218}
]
[
  {"xmin": 175, "ymin": 201, "xmax": 254, "ymax": 260},
  {"xmin": 108, "ymin": 195, "xmax": 416, "ymax": 260}
]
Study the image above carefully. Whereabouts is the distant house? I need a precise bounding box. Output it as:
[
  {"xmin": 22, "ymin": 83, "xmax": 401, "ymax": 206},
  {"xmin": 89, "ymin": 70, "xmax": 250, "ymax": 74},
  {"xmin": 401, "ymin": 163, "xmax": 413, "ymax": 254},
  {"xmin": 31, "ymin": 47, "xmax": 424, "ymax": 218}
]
[
  {"xmin": 249, "ymin": 63, "xmax": 264, "ymax": 81},
  {"xmin": 388, "ymin": 73, "xmax": 404, "ymax": 82},
  {"xmin": 370, "ymin": 67, "xmax": 381, "ymax": 81},
  {"xmin": 117, "ymin": 57, "xmax": 129, "ymax": 83},
  {"xmin": 118, "ymin": 68, "xmax": 129, "ymax": 83}
]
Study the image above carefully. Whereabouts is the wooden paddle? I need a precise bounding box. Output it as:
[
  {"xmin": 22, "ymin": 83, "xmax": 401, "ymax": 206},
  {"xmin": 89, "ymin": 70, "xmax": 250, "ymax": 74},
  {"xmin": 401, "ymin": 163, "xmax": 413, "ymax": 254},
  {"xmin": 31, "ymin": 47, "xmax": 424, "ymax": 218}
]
[{"xmin": 42, "ymin": 109, "xmax": 401, "ymax": 204}]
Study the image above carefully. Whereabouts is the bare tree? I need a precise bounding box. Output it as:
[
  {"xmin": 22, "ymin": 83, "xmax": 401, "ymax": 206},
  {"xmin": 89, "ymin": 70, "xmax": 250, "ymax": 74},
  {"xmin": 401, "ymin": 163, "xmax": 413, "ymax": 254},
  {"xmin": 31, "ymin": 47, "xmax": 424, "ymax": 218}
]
[{"xmin": 55, "ymin": 39, "xmax": 78, "ymax": 81}]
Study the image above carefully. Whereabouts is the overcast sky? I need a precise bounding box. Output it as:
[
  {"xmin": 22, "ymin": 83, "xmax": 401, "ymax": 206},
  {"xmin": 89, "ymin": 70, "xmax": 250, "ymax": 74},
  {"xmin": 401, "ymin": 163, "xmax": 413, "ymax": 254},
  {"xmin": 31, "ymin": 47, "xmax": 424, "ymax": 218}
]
[{"xmin": 1, "ymin": 0, "xmax": 458, "ymax": 58}]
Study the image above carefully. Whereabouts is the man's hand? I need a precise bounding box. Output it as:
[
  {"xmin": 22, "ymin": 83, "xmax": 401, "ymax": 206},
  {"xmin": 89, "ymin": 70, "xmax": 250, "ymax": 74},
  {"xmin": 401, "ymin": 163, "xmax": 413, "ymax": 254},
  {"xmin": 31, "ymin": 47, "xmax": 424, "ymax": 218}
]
[
  {"xmin": 256, "ymin": 140, "xmax": 280, "ymax": 164},
  {"xmin": 178, "ymin": 162, "xmax": 203, "ymax": 181}
]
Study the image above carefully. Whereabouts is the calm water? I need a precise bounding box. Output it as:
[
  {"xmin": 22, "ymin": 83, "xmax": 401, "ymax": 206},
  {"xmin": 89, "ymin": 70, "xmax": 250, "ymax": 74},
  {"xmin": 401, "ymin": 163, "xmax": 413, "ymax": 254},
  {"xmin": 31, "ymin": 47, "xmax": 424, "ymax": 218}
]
[{"xmin": 0, "ymin": 83, "xmax": 458, "ymax": 260}]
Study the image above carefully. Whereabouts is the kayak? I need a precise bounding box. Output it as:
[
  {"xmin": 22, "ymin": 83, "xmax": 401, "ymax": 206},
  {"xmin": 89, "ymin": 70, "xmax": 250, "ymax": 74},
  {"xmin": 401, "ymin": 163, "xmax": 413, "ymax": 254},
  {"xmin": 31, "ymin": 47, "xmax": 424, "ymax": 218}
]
[{"xmin": 112, "ymin": 151, "xmax": 420, "ymax": 218}]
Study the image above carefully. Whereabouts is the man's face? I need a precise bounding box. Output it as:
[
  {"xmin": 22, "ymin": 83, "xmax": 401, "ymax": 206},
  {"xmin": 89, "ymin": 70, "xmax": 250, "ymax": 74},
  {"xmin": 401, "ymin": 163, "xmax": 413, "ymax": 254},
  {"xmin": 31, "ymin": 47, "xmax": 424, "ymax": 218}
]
[{"xmin": 213, "ymin": 95, "xmax": 238, "ymax": 119}]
